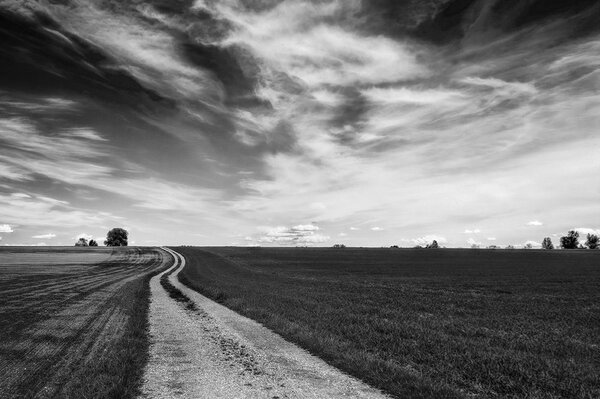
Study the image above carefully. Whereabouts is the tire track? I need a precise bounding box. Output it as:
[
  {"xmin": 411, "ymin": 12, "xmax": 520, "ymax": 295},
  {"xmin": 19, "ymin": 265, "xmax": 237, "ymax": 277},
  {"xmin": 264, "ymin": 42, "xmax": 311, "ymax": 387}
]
[{"xmin": 141, "ymin": 248, "xmax": 390, "ymax": 399}]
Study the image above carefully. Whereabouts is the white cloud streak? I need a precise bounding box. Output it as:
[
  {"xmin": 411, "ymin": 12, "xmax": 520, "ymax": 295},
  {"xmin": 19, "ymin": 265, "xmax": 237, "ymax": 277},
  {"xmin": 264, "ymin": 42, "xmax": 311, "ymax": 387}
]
[{"xmin": 0, "ymin": 224, "xmax": 14, "ymax": 233}]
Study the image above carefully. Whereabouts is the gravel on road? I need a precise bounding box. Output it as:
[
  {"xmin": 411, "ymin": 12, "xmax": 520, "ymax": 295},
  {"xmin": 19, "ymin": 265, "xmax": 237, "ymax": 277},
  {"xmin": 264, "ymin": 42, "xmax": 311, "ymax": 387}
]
[{"xmin": 140, "ymin": 247, "xmax": 390, "ymax": 399}]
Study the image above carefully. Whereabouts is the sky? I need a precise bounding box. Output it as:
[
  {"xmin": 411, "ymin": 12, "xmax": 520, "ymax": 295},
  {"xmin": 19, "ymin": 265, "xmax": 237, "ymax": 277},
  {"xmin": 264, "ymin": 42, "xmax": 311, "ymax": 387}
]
[{"xmin": 0, "ymin": 0, "xmax": 598, "ymax": 247}]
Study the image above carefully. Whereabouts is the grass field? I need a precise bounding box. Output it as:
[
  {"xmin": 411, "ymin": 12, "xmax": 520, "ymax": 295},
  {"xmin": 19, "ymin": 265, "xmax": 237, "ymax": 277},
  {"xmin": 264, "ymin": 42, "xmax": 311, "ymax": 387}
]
[
  {"xmin": 0, "ymin": 246, "xmax": 170, "ymax": 399},
  {"xmin": 176, "ymin": 247, "xmax": 600, "ymax": 399}
]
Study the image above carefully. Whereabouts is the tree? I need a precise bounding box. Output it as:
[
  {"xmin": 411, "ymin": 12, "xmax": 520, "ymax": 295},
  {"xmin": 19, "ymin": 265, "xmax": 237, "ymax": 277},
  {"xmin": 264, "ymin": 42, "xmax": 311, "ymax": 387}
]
[
  {"xmin": 541, "ymin": 237, "xmax": 554, "ymax": 250},
  {"xmin": 89, "ymin": 239, "xmax": 98, "ymax": 247},
  {"xmin": 560, "ymin": 230, "xmax": 579, "ymax": 249},
  {"xmin": 426, "ymin": 240, "xmax": 439, "ymax": 249},
  {"xmin": 586, "ymin": 234, "xmax": 599, "ymax": 249},
  {"xmin": 524, "ymin": 243, "xmax": 533, "ymax": 249},
  {"xmin": 104, "ymin": 228, "xmax": 128, "ymax": 247},
  {"xmin": 75, "ymin": 238, "xmax": 88, "ymax": 247},
  {"xmin": 332, "ymin": 244, "xmax": 346, "ymax": 248},
  {"xmin": 505, "ymin": 245, "xmax": 515, "ymax": 250}
]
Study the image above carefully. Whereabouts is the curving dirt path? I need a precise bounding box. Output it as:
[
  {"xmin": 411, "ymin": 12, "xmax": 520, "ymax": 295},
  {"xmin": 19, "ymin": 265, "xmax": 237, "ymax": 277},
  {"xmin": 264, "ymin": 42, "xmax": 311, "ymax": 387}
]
[{"xmin": 140, "ymin": 247, "xmax": 390, "ymax": 399}]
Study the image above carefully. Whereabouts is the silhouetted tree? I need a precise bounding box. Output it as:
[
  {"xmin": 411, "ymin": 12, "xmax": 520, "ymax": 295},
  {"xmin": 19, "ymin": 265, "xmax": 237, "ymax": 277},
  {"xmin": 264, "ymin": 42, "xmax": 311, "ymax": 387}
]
[
  {"xmin": 426, "ymin": 240, "xmax": 439, "ymax": 249},
  {"xmin": 560, "ymin": 230, "xmax": 579, "ymax": 249},
  {"xmin": 89, "ymin": 239, "xmax": 98, "ymax": 247},
  {"xmin": 75, "ymin": 238, "xmax": 88, "ymax": 247},
  {"xmin": 333, "ymin": 244, "xmax": 346, "ymax": 248},
  {"xmin": 505, "ymin": 245, "xmax": 515, "ymax": 249},
  {"xmin": 104, "ymin": 228, "xmax": 128, "ymax": 247},
  {"xmin": 524, "ymin": 243, "xmax": 533, "ymax": 249},
  {"xmin": 541, "ymin": 237, "xmax": 554, "ymax": 250},
  {"xmin": 586, "ymin": 234, "xmax": 599, "ymax": 249}
]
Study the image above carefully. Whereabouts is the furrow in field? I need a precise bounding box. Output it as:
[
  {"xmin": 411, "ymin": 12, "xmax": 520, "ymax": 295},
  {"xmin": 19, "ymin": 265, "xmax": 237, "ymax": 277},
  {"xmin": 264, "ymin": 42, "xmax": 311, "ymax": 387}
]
[{"xmin": 0, "ymin": 247, "xmax": 169, "ymax": 399}]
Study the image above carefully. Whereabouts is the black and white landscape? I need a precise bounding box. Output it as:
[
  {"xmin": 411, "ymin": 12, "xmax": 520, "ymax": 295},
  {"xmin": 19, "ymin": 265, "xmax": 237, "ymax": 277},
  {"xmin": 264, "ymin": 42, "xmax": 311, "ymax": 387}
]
[{"xmin": 0, "ymin": 1, "xmax": 599, "ymax": 398}]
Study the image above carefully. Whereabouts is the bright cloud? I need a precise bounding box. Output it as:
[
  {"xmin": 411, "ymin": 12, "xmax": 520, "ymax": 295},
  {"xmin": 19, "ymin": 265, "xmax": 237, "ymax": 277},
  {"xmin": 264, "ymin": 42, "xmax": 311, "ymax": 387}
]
[
  {"xmin": 1, "ymin": 1, "xmax": 598, "ymax": 247},
  {"xmin": 32, "ymin": 233, "xmax": 56, "ymax": 239},
  {"xmin": 467, "ymin": 238, "xmax": 482, "ymax": 247},
  {"xmin": 573, "ymin": 228, "xmax": 600, "ymax": 236},
  {"xmin": 255, "ymin": 224, "xmax": 329, "ymax": 245},
  {"xmin": 0, "ymin": 224, "xmax": 14, "ymax": 233},
  {"xmin": 412, "ymin": 235, "xmax": 447, "ymax": 246}
]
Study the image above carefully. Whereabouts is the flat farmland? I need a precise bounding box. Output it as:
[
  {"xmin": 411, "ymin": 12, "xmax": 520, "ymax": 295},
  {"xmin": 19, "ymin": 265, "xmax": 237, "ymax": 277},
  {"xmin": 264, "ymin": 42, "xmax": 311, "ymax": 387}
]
[
  {"xmin": 176, "ymin": 247, "xmax": 600, "ymax": 399},
  {"xmin": 0, "ymin": 246, "xmax": 170, "ymax": 399}
]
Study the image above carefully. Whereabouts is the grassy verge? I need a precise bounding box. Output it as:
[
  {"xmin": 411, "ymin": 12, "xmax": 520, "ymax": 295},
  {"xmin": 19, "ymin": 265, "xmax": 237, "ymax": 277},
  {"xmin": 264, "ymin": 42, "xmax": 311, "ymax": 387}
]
[
  {"xmin": 60, "ymin": 257, "xmax": 172, "ymax": 398},
  {"xmin": 176, "ymin": 247, "xmax": 600, "ymax": 399}
]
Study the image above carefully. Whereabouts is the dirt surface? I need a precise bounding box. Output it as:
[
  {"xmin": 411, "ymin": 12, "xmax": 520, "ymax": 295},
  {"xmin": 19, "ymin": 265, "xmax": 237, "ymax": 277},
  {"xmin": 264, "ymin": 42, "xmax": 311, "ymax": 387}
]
[{"xmin": 141, "ymin": 247, "xmax": 390, "ymax": 399}]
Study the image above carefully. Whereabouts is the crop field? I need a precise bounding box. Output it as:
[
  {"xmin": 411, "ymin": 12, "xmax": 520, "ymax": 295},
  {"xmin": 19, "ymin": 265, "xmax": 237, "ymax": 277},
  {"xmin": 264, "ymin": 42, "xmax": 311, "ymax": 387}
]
[
  {"xmin": 0, "ymin": 246, "xmax": 170, "ymax": 399},
  {"xmin": 176, "ymin": 247, "xmax": 600, "ymax": 399}
]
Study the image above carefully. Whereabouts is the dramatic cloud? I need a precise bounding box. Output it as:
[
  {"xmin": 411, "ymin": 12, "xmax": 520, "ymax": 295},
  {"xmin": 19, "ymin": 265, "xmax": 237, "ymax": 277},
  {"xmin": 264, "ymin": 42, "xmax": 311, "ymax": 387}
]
[{"xmin": 0, "ymin": 0, "xmax": 598, "ymax": 246}]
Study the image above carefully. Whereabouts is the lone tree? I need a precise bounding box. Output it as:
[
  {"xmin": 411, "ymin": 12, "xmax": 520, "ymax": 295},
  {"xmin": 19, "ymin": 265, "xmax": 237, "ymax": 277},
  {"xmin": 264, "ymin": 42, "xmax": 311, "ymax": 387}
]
[
  {"xmin": 426, "ymin": 240, "xmax": 439, "ymax": 249},
  {"xmin": 75, "ymin": 237, "xmax": 88, "ymax": 247},
  {"xmin": 89, "ymin": 239, "xmax": 98, "ymax": 247},
  {"xmin": 541, "ymin": 237, "xmax": 554, "ymax": 250},
  {"xmin": 560, "ymin": 230, "xmax": 579, "ymax": 249},
  {"xmin": 586, "ymin": 234, "xmax": 599, "ymax": 249},
  {"xmin": 104, "ymin": 228, "xmax": 128, "ymax": 247}
]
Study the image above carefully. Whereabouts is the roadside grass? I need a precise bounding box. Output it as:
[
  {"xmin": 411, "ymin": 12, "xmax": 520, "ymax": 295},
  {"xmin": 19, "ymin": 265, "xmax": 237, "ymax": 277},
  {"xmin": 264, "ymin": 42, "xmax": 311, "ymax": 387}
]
[
  {"xmin": 176, "ymin": 247, "xmax": 600, "ymax": 399},
  {"xmin": 0, "ymin": 247, "xmax": 171, "ymax": 399}
]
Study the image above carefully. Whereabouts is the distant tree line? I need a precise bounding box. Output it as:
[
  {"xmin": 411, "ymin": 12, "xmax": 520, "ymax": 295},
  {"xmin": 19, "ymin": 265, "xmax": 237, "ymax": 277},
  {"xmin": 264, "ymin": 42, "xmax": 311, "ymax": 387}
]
[
  {"xmin": 74, "ymin": 228, "xmax": 128, "ymax": 247},
  {"xmin": 383, "ymin": 231, "xmax": 599, "ymax": 250}
]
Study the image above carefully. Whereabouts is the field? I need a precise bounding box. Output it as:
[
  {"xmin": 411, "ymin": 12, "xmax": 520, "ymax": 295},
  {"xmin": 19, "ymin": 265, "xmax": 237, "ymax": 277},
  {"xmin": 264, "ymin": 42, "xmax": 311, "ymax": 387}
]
[
  {"xmin": 0, "ymin": 246, "xmax": 170, "ymax": 399},
  {"xmin": 176, "ymin": 247, "xmax": 600, "ymax": 399}
]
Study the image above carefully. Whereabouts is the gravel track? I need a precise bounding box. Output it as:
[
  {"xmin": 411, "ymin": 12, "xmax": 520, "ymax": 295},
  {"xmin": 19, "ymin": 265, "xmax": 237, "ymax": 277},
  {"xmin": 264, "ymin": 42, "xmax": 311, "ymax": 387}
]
[{"xmin": 141, "ymin": 248, "xmax": 390, "ymax": 399}]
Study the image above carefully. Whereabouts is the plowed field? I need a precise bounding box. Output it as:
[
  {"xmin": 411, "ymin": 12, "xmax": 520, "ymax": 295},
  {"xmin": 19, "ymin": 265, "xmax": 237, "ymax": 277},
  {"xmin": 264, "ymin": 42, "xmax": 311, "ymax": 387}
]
[{"xmin": 0, "ymin": 247, "xmax": 170, "ymax": 399}]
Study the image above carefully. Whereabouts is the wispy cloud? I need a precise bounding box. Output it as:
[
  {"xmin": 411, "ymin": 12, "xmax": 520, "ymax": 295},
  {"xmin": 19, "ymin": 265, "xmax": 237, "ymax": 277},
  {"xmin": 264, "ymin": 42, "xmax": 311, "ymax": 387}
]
[
  {"xmin": 1, "ymin": 1, "xmax": 598, "ymax": 246},
  {"xmin": 527, "ymin": 221, "xmax": 544, "ymax": 226},
  {"xmin": 32, "ymin": 233, "xmax": 56, "ymax": 239}
]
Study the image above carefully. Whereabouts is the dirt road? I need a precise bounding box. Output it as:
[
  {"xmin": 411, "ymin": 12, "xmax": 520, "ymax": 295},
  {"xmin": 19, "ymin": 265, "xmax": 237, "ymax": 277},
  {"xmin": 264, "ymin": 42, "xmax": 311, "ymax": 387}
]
[{"xmin": 140, "ymin": 247, "xmax": 390, "ymax": 399}]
